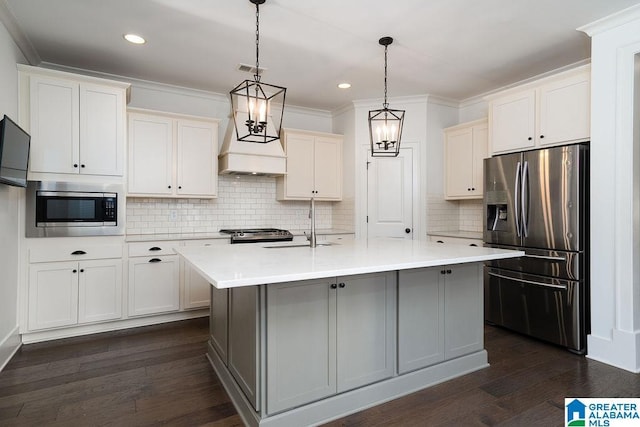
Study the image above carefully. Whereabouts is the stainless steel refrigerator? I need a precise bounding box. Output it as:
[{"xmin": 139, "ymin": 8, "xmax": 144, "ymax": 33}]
[{"xmin": 483, "ymin": 143, "xmax": 589, "ymax": 353}]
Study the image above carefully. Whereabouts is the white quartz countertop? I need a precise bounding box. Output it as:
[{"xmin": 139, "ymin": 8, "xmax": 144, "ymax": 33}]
[{"xmin": 175, "ymin": 238, "xmax": 523, "ymax": 289}]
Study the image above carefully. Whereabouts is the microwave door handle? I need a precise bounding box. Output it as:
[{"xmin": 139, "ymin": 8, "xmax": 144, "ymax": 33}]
[
  {"xmin": 522, "ymin": 160, "xmax": 529, "ymax": 237},
  {"xmin": 487, "ymin": 271, "xmax": 567, "ymax": 290},
  {"xmin": 514, "ymin": 161, "xmax": 521, "ymax": 237}
]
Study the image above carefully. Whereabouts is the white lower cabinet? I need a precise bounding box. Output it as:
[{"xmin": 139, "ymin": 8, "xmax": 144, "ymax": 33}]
[
  {"xmin": 28, "ymin": 252, "xmax": 123, "ymax": 331},
  {"xmin": 398, "ymin": 264, "xmax": 483, "ymax": 372},
  {"xmin": 182, "ymin": 239, "xmax": 226, "ymax": 309},
  {"xmin": 266, "ymin": 272, "xmax": 396, "ymax": 414},
  {"xmin": 128, "ymin": 255, "xmax": 179, "ymax": 316}
]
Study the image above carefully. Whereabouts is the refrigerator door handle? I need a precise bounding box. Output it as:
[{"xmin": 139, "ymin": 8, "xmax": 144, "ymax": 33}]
[
  {"xmin": 514, "ymin": 161, "xmax": 521, "ymax": 237},
  {"xmin": 487, "ymin": 271, "xmax": 567, "ymax": 290},
  {"xmin": 522, "ymin": 160, "xmax": 529, "ymax": 237}
]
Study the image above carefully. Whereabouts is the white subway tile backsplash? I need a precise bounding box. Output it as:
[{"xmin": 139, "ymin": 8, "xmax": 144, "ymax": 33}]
[{"xmin": 126, "ymin": 175, "xmax": 334, "ymax": 234}]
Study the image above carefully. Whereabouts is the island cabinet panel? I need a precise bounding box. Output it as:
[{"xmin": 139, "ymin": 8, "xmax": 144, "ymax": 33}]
[
  {"xmin": 210, "ymin": 287, "xmax": 228, "ymax": 365},
  {"xmin": 265, "ymin": 272, "xmax": 396, "ymax": 414},
  {"xmin": 336, "ymin": 272, "xmax": 396, "ymax": 393},
  {"xmin": 443, "ymin": 263, "xmax": 484, "ymax": 359},
  {"xmin": 398, "ymin": 268, "xmax": 445, "ymax": 373},
  {"xmin": 228, "ymin": 286, "xmax": 260, "ymax": 411},
  {"xmin": 266, "ymin": 278, "xmax": 337, "ymax": 415}
]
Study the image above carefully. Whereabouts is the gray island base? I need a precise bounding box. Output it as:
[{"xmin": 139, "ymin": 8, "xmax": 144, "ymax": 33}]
[{"xmin": 175, "ymin": 239, "xmax": 522, "ymax": 426}]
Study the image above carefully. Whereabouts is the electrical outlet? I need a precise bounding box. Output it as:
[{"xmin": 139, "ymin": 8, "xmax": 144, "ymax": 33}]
[{"xmin": 169, "ymin": 210, "xmax": 178, "ymax": 221}]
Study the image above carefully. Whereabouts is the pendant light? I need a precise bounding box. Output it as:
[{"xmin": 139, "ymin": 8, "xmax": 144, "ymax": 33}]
[
  {"xmin": 230, "ymin": 0, "xmax": 286, "ymax": 143},
  {"xmin": 368, "ymin": 37, "xmax": 405, "ymax": 157}
]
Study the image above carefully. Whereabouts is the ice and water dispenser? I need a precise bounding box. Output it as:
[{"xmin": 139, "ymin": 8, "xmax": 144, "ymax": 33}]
[{"xmin": 485, "ymin": 190, "xmax": 509, "ymax": 231}]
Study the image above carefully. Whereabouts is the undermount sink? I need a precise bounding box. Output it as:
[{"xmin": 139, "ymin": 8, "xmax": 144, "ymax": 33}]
[{"xmin": 263, "ymin": 242, "xmax": 335, "ymax": 248}]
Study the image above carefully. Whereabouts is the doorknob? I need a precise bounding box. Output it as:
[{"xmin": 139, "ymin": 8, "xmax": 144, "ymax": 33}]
[{"xmin": 405, "ymin": 228, "xmax": 411, "ymax": 234}]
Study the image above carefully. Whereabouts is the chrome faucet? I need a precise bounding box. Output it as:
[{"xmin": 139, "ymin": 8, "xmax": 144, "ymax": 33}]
[{"xmin": 307, "ymin": 196, "xmax": 317, "ymax": 248}]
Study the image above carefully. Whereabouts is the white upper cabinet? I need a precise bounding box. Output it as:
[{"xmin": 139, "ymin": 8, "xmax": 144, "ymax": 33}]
[
  {"xmin": 487, "ymin": 65, "xmax": 590, "ymax": 155},
  {"xmin": 444, "ymin": 119, "xmax": 488, "ymax": 199},
  {"xmin": 19, "ymin": 65, "xmax": 128, "ymax": 179},
  {"xmin": 127, "ymin": 109, "xmax": 219, "ymax": 198},
  {"xmin": 276, "ymin": 128, "xmax": 343, "ymax": 201}
]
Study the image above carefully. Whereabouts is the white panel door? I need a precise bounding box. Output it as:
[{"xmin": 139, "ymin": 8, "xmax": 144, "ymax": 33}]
[
  {"xmin": 29, "ymin": 76, "xmax": 79, "ymax": 174},
  {"xmin": 538, "ymin": 74, "xmax": 590, "ymax": 146},
  {"xmin": 28, "ymin": 261, "xmax": 79, "ymax": 330},
  {"xmin": 78, "ymin": 259, "xmax": 123, "ymax": 323},
  {"xmin": 367, "ymin": 147, "xmax": 413, "ymax": 239},
  {"xmin": 313, "ymin": 136, "xmax": 342, "ymax": 199},
  {"xmin": 445, "ymin": 127, "xmax": 474, "ymax": 198},
  {"xmin": 128, "ymin": 114, "xmax": 174, "ymax": 195},
  {"xmin": 283, "ymin": 133, "xmax": 315, "ymax": 198},
  {"xmin": 490, "ymin": 89, "xmax": 536, "ymax": 154},
  {"xmin": 176, "ymin": 119, "xmax": 218, "ymax": 197},
  {"xmin": 128, "ymin": 255, "xmax": 180, "ymax": 316},
  {"xmin": 79, "ymin": 84, "xmax": 124, "ymax": 176}
]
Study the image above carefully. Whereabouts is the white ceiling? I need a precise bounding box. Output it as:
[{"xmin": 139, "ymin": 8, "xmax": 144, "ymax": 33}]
[{"xmin": 3, "ymin": 0, "xmax": 640, "ymax": 111}]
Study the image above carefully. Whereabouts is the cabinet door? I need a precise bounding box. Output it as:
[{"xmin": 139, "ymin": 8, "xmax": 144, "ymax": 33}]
[
  {"xmin": 210, "ymin": 286, "xmax": 228, "ymax": 364},
  {"xmin": 445, "ymin": 127, "xmax": 474, "ymax": 198},
  {"xmin": 176, "ymin": 120, "xmax": 218, "ymax": 197},
  {"xmin": 490, "ymin": 90, "xmax": 536, "ymax": 154},
  {"xmin": 128, "ymin": 255, "xmax": 179, "ymax": 316},
  {"xmin": 128, "ymin": 114, "xmax": 174, "ymax": 195},
  {"xmin": 471, "ymin": 123, "xmax": 488, "ymax": 195},
  {"xmin": 313, "ymin": 136, "xmax": 342, "ymax": 200},
  {"xmin": 228, "ymin": 287, "xmax": 259, "ymax": 411},
  {"xmin": 29, "ymin": 76, "xmax": 79, "ymax": 174},
  {"xmin": 444, "ymin": 263, "xmax": 483, "ymax": 359},
  {"xmin": 283, "ymin": 132, "xmax": 315, "ymax": 198},
  {"xmin": 538, "ymin": 73, "xmax": 590, "ymax": 146},
  {"xmin": 398, "ymin": 268, "xmax": 444, "ymax": 373},
  {"xmin": 78, "ymin": 259, "xmax": 123, "ymax": 323},
  {"xmin": 266, "ymin": 279, "xmax": 337, "ymax": 415},
  {"xmin": 336, "ymin": 272, "xmax": 396, "ymax": 393},
  {"xmin": 79, "ymin": 84, "xmax": 125, "ymax": 176},
  {"xmin": 28, "ymin": 261, "xmax": 79, "ymax": 330},
  {"xmin": 183, "ymin": 262, "xmax": 212, "ymax": 309}
]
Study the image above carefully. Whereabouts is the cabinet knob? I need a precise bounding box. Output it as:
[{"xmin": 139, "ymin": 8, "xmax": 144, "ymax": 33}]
[
  {"xmin": 436, "ymin": 240, "xmax": 444, "ymax": 244},
  {"xmin": 73, "ymin": 164, "xmax": 78, "ymax": 168},
  {"xmin": 71, "ymin": 250, "xmax": 87, "ymax": 255},
  {"xmin": 330, "ymin": 283, "xmax": 337, "ymax": 289},
  {"xmin": 149, "ymin": 247, "xmax": 162, "ymax": 251},
  {"xmin": 72, "ymin": 269, "xmax": 77, "ymax": 273},
  {"xmin": 81, "ymin": 164, "xmax": 85, "ymax": 168},
  {"xmin": 540, "ymin": 135, "xmax": 545, "ymax": 139},
  {"xmin": 405, "ymin": 228, "xmax": 411, "ymax": 234},
  {"xmin": 338, "ymin": 282, "xmax": 345, "ymax": 288},
  {"xmin": 528, "ymin": 137, "xmax": 532, "ymax": 141},
  {"xmin": 178, "ymin": 186, "xmax": 182, "ymax": 189},
  {"xmin": 80, "ymin": 269, "xmax": 84, "ymax": 273},
  {"xmin": 471, "ymin": 187, "xmax": 475, "ymax": 191},
  {"xmin": 149, "ymin": 258, "xmax": 162, "ymax": 263},
  {"xmin": 446, "ymin": 269, "xmax": 452, "ymax": 274},
  {"xmin": 440, "ymin": 270, "xmax": 446, "ymax": 274},
  {"xmin": 168, "ymin": 185, "xmax": 171, "ymax": 189}
]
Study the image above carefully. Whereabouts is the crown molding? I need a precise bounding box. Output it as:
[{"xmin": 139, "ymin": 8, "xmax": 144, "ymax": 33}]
[
  {"xmin": 0, "ymin": 0, "xmax": 40, "ymax": 64},
  {"xmin": 578, "ymin": 4, "xmax": 640, "ymax": 36}
]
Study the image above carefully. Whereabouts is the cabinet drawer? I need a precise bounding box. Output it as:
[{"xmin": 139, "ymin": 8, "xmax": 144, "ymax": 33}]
[
  {"xmin": 30, "ymin": 244, "xmax": 122, "ymax": 263},
  {"xmin": 128, "ymin": 241, "xmax": 178, "ymax": 257},
  {"xmin": 429, "ymin": 236, "xmax": 483, "ymax": 247},
  {"xmin": 182, "ymin": 238, "xmax": 229, "ymax": 247}
]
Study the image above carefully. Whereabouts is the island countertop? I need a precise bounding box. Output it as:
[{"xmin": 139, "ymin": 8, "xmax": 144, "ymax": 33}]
[{"xmin": 175, "ymin": 238, "xmax": 523, "ymax": 289}]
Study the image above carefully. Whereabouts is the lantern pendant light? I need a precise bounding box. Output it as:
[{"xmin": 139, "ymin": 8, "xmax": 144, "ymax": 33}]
[
  {"xmin": 368, "ymin": 36, "xmax": 405, "ymax": 157},
  {"xmin": 230, "ymin": 0, "xmax": 286, "ymax": 143}
]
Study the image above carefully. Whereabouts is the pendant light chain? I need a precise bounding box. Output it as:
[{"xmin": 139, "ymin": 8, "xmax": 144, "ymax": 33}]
[
  {"xmin": 383, "ymin": 44, "xmax": 388, "ymax": 109},
  {"xmin": 254, "ymin": 1, "xmax": 260, "ymax": 82}
]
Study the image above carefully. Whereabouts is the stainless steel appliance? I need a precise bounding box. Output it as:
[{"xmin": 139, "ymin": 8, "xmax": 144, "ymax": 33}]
[
  {"xmin": 220, "ymin": 228, "xmax": 294, "ymax": 244},
  {"xmin": 483, "ymin": 143, "xmax": 589, "ymax": 353},
  {"xmin": 26, "ymin": 181, "xmax": 124, "ymax": 237}
]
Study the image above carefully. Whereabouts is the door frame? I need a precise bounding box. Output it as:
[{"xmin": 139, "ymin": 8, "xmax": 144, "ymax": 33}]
[{"xmin": 357, "ymin": 141, "xmax": 422, "ymax": 240}]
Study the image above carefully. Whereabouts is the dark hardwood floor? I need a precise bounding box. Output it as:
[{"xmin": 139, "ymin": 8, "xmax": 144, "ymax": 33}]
[{"xmin": 0, "ymin": 318, "xmax": 638, "ymax": 427}]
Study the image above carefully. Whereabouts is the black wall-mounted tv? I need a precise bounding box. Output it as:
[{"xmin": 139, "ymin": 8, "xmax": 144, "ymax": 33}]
[{"xmin": 0, "ymin": 115, "xmax": 30, "ymax": 188}]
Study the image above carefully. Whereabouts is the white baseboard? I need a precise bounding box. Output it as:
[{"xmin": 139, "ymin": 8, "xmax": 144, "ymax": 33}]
[
  {"xmin": 0, "ymin": 325, "xmax": 21, "ymax": 372},
  {"xmin": 587, "ymin": 329, "xmax": 640, "ymax": 373}
]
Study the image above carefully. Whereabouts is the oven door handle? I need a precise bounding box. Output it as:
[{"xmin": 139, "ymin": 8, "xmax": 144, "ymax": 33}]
[
  {"xmin": 487, "ymin": 271, "xmax": 567, "ymax": 290},
  {"xmin": 523, "ymin": 254, "xmax": 566, "ymax": 262}
]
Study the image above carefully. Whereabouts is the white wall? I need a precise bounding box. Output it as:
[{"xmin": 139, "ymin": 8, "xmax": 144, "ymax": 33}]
[
  {"xmin": 0, "ymin": 19, "xmax": 26, "ymax": 370},
  {"xmin": 580, "ymin": 5, "xmax": 640, "ymax": 372},
  {"xmin": 425, "ymin": 99, "xmax": 459, "ymax": 196}
]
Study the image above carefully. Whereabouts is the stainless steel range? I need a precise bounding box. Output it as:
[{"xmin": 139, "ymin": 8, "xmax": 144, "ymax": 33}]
[{"xmin": 220, "ymin": 228, "xmax": 294, "ymax": 244}]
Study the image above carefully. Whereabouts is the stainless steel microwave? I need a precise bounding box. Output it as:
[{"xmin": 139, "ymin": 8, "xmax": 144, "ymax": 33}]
[{"xmin": 26, "ymin": 181, "xmax": 124, "ymax": 237}]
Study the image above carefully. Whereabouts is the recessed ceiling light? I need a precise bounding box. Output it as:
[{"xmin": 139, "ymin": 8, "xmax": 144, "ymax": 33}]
[
  {"xmin": 338, "ymin": 83, "xmax": 351, "ymax": 89},
  {"xmin": 124, "ymin": 34, "xmax": 146, "ymax": 45}
]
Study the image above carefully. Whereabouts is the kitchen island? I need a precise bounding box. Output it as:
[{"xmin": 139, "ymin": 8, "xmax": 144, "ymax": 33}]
[{"xmin": 175, "ymin": 238, "xmax": 522, "ymax": 427}]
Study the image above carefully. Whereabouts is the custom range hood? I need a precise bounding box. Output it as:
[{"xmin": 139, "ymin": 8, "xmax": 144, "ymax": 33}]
[{"xmin": 218, "ymin": 114, "xmax": 286, "ymax": 176}]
